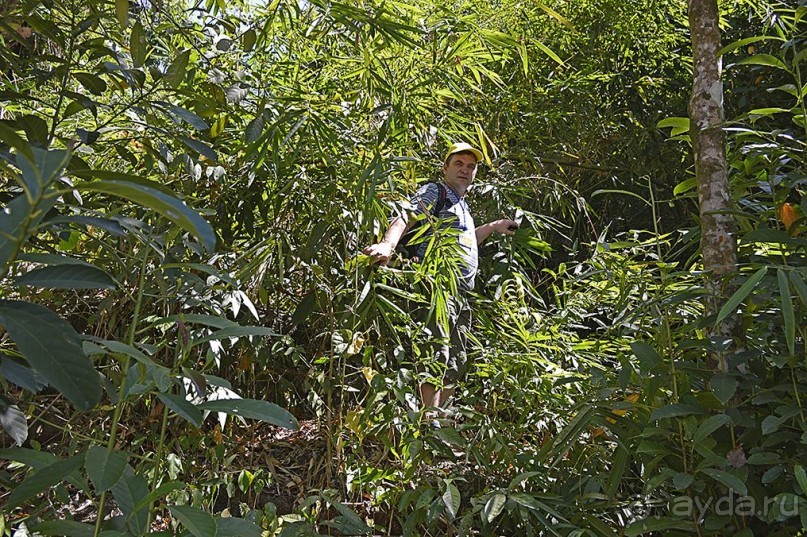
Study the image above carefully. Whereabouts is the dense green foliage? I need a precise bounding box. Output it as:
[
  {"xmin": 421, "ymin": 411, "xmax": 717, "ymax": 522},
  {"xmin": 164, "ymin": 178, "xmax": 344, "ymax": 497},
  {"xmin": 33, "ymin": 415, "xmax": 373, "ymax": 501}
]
[{"xmin": 0, "ymin": 0, "xmax": 805, "ymax": 535}]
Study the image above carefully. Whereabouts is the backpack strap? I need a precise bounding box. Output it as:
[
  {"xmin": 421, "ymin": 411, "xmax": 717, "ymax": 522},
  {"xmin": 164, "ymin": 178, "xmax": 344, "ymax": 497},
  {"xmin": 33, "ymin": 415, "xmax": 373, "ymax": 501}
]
[{"xmin": 432, "ymin": 183, "xmax": 449, "ymax": 216}]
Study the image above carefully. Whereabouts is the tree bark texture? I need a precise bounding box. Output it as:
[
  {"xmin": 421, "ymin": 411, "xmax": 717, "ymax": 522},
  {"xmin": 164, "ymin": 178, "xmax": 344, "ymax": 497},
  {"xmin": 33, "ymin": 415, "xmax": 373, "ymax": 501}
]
[{"xmin": 688, "ymin": 0, "xmax": 738, "ymax": 336}]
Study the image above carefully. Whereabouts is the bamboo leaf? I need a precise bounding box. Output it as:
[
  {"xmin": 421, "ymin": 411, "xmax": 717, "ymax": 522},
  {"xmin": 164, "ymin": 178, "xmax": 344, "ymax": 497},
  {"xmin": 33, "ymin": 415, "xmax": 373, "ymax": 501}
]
[
  {"xmin": 76, "ymin": 179, "xmax": 216, "ymax": 253},
  {"xmin": 693, "ymin": 414, "xmax": 733, "ymax": 443},
  {"xmin": 165, "ymin": 50, "xmax": 190, "ymax": 89},
  {"xmin": 115, "ymin": 0, "xmax": 129, "ymax": 28},
  {"xmin": 216, "ymin": 517, "xmax": 263, "ymax": 537},
  {"xmin": 700, "ymin": 468, "xmax": 747, "ymax": 496},
  {"xmin": 710, "ymin": 373, "xmax": 738, "ymax": 404},
  {"xmin": 715, "ymin": 267, "xmax": 767, "ymax": 325},
  {"xmin": 157, "ymin": 393, "xmax": 203, "ymax": 427},
  {"xmin": 0, "ymin": 301, "xmax": 100, "ymax": 411},
  {"xmin": 483, "ymin": 492, "xmax": 506, "ymax": 523},
  {"xmin": 14, "ymin": 264, "xmax": 116, "ymax": 289},
  {"xmin": 197, "ymin": 399, "xmax": 298, "ymax": 429},
  {"xmin": 130, "ymin": 21, "xmax": 147, "ymax": 67},
  {"xmin": 169, "ymin": 505, "xmax": 217, "ymax": 537},
  {"xmin": 7, "ymin": 453, "xmax": 86, "ymax": 509},
  {"xmin": 734, "ymin": 54, "xmax": 789, "ymax": 71},
  {"xmin": 111, "ymin": 469, "xmax": 150, "ymax": 535},
  {"xmin": 777, "ymin": 269, "xmax": 796, "ymax": 356},
  {"xmin": 625, "ymin": 517, "xmax": 696, "ymax": 536},
  {"xmin": 31, "ymin": 520, "xmax": 95, "ymax": 537},
  {"xmin": 0, "ymin": 399, "xmax": 27, "ymax": 446},
  {"xmin": 191, "ymin": 326, "xmax": 280, "ymax": 346},
  {"xmin": 85, "ymin": 445, "xmax": 128, "ymax": 493},
  {"xmin": 178, "ymin": 135, "xmax": 218, "ymax": 162},
  {"xmin": 794, "ymin": 464, "xmax": 807, "ymax": 496}
]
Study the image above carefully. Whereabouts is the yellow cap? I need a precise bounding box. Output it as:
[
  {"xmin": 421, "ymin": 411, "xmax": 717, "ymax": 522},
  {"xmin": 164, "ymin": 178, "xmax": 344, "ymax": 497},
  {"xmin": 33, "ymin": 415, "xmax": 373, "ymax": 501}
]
[{"xmin": 444, "ymin": 142, "xmax": 483, "ymax": 163}]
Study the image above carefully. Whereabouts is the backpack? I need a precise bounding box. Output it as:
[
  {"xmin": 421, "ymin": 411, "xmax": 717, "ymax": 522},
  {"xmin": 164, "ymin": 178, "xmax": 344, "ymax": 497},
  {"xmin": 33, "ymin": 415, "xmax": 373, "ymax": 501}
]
[{"xmin": 397, "ymin": 183, "xmax": 452, "ymax": 260}]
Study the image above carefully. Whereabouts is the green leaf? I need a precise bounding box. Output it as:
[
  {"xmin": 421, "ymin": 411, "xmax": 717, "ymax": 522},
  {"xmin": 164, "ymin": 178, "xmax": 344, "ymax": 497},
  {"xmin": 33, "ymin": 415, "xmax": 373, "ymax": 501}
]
[
  {"xmin": 657, "ymin": 116, "xmax": 690, "ymax": 136},
  {"xmin": 245, "ymin": 115, "xmax": 264, "ymax": 144},
  {"xmin": 157, "ymin": 393, "xmax": 203, "ymax": 427},
  {"xmin": 115, "ymin": 0, "xmax": 129, "ymax": 28},
  {"xmin": 672, "ymin": 472, "xmax": 694, "ymax": 490},
  {"xmin": 673, "ymin": 177, "xmax": 697, "ymax": 195},
  {"xmin": 157, "ymin": 102, "xmax": 209, "ymax": 131},
  {"xmin": 0, "ymin": 354, "xmax": 47, "ymax": 392},
  {"xmin": 14, "ymin": 264, "xmax": 116, "ymax": 289},
  {"xmin": 649, "ymin": 403, "xmax": 703, "ymax": 421},
  {"xmin": 217, "ymin": 517, "xmax": 263, "ymax": 537},
  {"xmin": 483, "ymin": 492, "xmax": 506, "ymax": 524},
  {"xmin": 630, "ymin": 341, "xmax": 662, "ymax": 372},
  {"xmin": 789, "ymin": 271, "xmax": 807, "ymax": 308},
  {"xmin": 700, "ymin": 468, "xmax": 747, "ymax": 496},
  {"xmin": 0, "ymin": 301, "xmax": 100, "ymax": 411},
  {"xmin": 178, "ymin": 135, "xmax": 218, "ymax": 162},
  {"xmin": 717, "ymin": 35, "xmax": 783, "ymax": 57},
  {"xmin": 111, "ymin": 469, "xmax": 150, "ymax": 535},
  {"xmin": 692, "ymin": 414, "xmax": 733, "ymax": 443},
  {"xmin": 710, "ymin": 373, "xmax": 738, "ymax": 404},
  {"xmin": 749, "ymin": 107, "xmax": 791, "ymax": 117},
  {"xmin": 197, "ymin": 399, "xmax": 298, "ymax": 429},
  {"xmin": 442, "ymin": 482, "xmax": 461, "ymax": 519},
  {"xmin": 169, "ymin": 505, "xmax": 217, "ymax": 537},
  {"xmin": 17, "ymin": 147, "xmax": 71, "ymax": 196},
  {"xmin": 744, "ymin": 228, "xmax": 807, "ymax": 247},
  {"xmin": 132, "ymin": 481, "xmax": 186, "ymax": 512},
  {"xmin": 191, "ymin": 326, "xmax": 280, "ymax": 347},
  {"xmin": 715, "ymin": 267, "xmax": 767, "ymax": 326},
  {"xmin": 0, "ymin": 399, "xmax": 27, "ymax": 446},
  {"xmin": 73, "ymin": 72, "xmax": 107, "ymax": 96},
  {"xmin": 624, "ymin": 517, "xmax": 695, "ymax": 536},
  {"xmin": 242, "ymin": 28, "xmax": 257, "ymax": 52},
  {"xmin": 77, "ymin": 179, "xmax": 216, "ymax": 253},
  {"xmin": 794, "ymin": 464, "xmax": 807, "ymax": 496},
  {"xmin": 734, "ymin": 54, "xmax": 789, "ymax": 71},
  {"xmin": 85, "ymin": 446, "xmax": 128, "ymax": 493},
  {"xmin": 130, "ymin": 21, "xmax": 147, "ymax": 67},
  {"xmin": 32, "ymin": 521, "xmax": 95, "ymax": 537},
  {"xmin": 165, "ymin": 50, "xmax": 190, "ymax": 89},
  {"xmin": 777, "ymin": 269, "xmax": 796, "ymax": 356},
  {"xmin": 17, "ymin": 253, "xmax": 96, "ymax": 267},
  {"xmin": 7, "ymin": 453, "xmax": 86, "ymax": 509},
  {"xmin": 533, "ymin": 2, "xmax": 575, "ymax": 31}
]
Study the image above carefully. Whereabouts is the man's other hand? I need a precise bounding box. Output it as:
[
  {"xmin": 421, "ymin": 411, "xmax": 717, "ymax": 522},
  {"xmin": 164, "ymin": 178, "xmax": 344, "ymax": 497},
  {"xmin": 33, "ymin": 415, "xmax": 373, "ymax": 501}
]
[{"xmin": 362, "ymin": 241, "xmax": 394, "ymax": 265}]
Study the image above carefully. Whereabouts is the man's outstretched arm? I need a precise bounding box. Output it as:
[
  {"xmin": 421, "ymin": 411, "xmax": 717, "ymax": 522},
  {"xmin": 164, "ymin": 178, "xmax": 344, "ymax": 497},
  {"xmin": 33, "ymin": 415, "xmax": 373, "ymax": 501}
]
[
  {"xmin": 362, "ymin": 217, "xmax": 412, "ymax": 265},
  {"xmin": 475, "ymin": 219, "xmax": 519, "ymax": 245}
]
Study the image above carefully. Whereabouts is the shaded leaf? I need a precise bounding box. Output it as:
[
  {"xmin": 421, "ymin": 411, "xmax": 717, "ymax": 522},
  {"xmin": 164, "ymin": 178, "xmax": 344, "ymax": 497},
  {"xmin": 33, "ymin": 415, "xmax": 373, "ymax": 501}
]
[
  {"xmin": 0, "ymin": 300, "xmax": 100, "ymax": 411},
  {"xmin": 178, "ymin": 135, "xmax": 218, "ymax": 162},
  {"xmin": 700, "ymin": 468, "xmax": 747, "ymax": 495},
  {"xmin": 710, "ymin": 373, "xmax": 738, "ymax": 404},
  {"xmin": 77, "ymin": 179, "xmax": 216, "ymax": 253},
  {"xmin": 693, "ymin": 414, "xmax": 733, "ymax": 443},
  {"xmin": 111, "ymin": 468, "xmax": 150, "ymax": 535},
  {"xmin": 14, "ymin": 264, "xmax": 116, "ymax": 289},
  {"xmin": 32, "ymin": 520, "xmax": 95, "ymax": 537},
  {"xmin": 197, "ymin": 399, "xmax": 298, "ymax": 429},
  {"xmin": 217, "ymin": 517, "xmax": 263, "ymax": 537},
  {"xmin": 85, "ymin": 445, "xmax": 128, "ymax": 493},
  {"xmin": 165, "ymin": 50, "xmax": 190, "ymax": 89},
  {"xmin": 715, "ymin": 267, "xmax": 767, "ymax": 325},
  {"xmin": 649, "ymin": 403, "xmax": 704, "ymax": 421},
  {"xmin": 7, "ymin": 453, "xmax": 86, "ymax": 509},
  {"xmin": 157, "ymin": 393, "xmax": 203, "ymax": 427},
  {"xmin": 483, "ymin": 492, "xmax": 506, "ymax": 524},
  {"xmin": 0, "ymin": 399, "xmax": 27, "ymax": 445},
  {"xmin": 169, "ymin": 505, "xmax": 217, "ymax": 537}
]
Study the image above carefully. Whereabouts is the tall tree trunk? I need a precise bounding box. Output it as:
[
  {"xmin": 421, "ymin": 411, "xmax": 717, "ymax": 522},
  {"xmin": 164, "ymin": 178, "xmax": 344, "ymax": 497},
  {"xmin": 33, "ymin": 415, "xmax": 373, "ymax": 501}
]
[{"xmin": 688, "ymin": 0, "xmax": 738, "ymax": 366}]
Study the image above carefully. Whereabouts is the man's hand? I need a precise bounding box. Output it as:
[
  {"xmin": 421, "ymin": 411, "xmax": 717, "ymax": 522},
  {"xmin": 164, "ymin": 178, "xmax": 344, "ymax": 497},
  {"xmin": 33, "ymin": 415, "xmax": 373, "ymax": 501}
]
[
  {"xmin": 476, "ymin": 218, "xmax": 519, "ymax": 245},
  {"xmin": 492, "ymin": 218, "xmax": 519, "ymax": 236},
  {"xmin": 362, "ymin": 241, "xmax": 395, "ymax": 265}
]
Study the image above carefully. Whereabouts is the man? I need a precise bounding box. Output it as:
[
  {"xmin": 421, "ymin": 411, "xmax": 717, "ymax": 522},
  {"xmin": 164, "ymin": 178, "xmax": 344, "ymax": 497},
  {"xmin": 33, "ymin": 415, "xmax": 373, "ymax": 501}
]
[{"xmin": 363, "ymin": 142, "xmax": 518, "ymax": 409}]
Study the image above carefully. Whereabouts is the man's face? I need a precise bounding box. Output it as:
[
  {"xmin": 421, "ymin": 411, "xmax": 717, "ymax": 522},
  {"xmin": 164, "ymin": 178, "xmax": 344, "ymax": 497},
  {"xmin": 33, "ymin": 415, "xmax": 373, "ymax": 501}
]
[{"xmin": 442, "ymin": 152, "xmax": 478, "ymax": 195}]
